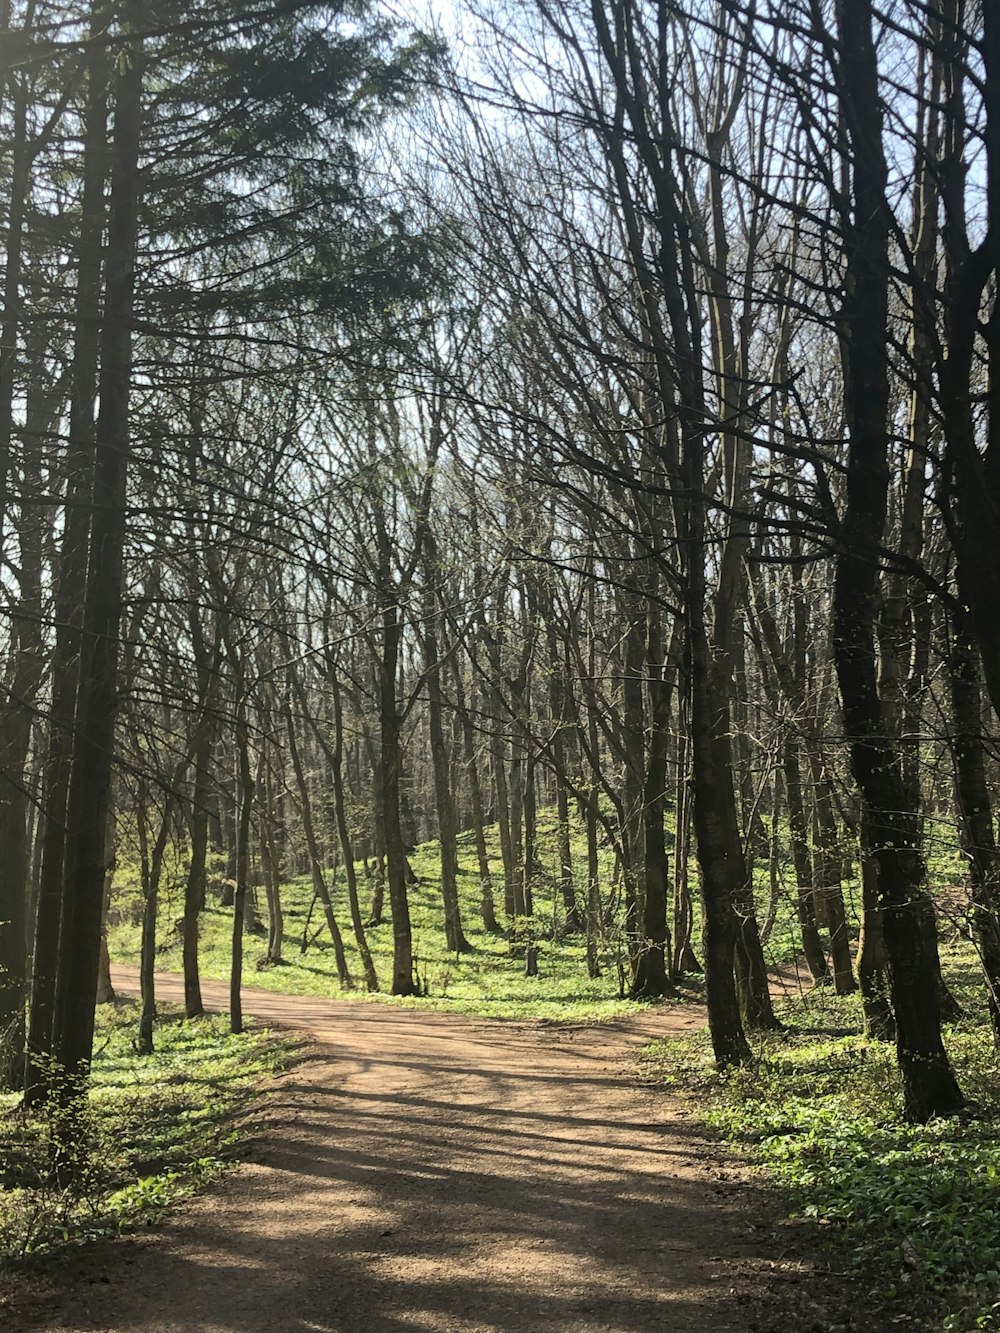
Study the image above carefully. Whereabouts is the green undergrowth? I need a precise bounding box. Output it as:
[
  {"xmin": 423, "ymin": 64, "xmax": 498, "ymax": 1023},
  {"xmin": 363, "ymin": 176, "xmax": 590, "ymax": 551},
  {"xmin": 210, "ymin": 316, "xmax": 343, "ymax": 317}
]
[
  {"xmin": 108, "ymin": 803, "xmax": 970, "ymax": 1025},
  {"xmin": 0, "ymin": 1000, "xmax": 287, "ymax": 1266},
  {"xmin": 109, "ymin": 812, "xmax": 648, "ymax": 1023},
  {"xmin": 642, "ymin": 972, "xmax": 1000, "ymax": 1332}
]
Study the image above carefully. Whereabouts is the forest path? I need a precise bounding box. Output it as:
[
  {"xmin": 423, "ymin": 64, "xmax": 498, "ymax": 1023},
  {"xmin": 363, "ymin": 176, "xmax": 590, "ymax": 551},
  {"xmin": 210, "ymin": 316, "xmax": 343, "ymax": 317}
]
[{"xmin": 12, "ymin": 969, "xmax": 828, "ymax": 1333}]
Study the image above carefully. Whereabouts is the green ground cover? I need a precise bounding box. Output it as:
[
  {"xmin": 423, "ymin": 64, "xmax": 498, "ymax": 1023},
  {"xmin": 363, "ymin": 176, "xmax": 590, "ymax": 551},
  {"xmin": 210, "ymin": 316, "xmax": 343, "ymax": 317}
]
[
  {"xmin": 0, "ymin": 1002, "xmax": 287, "ymax": 1265},
  {"xmin": 108, "ymin": 811, "xmax": 648, "ymax": 1022},
  {"xmin": 109, "ymin": 803, "xmax": 917, "ymax": 1021},
  {"xmin": 641, "ymin": 947, "xmax": 1000, "ymax": 1332}
]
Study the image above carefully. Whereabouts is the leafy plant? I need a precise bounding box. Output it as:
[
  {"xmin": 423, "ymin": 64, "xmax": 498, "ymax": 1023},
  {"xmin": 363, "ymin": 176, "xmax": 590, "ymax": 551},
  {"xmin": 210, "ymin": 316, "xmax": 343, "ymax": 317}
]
[
  {"xmin": 642, "ymin": 981, "xmax": 1000, "ymax": 1332},
  {"xmin": 0, "ymin": 1001, "xmax": 288, "ymax": 1266}
]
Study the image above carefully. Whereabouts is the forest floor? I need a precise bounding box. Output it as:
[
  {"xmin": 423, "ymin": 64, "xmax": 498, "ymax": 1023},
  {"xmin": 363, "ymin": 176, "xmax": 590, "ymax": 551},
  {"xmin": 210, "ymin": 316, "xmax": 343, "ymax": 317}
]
[{"xmin": 5, "ymin": 970, "xmax": 879, "ymax": 1333}]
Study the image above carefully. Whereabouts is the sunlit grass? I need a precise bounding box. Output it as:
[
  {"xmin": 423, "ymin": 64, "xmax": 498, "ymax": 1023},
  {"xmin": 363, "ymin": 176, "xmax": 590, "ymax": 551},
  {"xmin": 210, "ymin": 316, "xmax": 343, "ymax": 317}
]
[
  {"xmin": 0, "ymin": 1001, "xmax": 287, "ymax": 1264},
  {"xmin": 109, "ymin": 810, "xmax": 650, "ymax": 1022},
  {"xmin": 643, "ymin": 959, "xmax": 1000, "ymax": 1332}
]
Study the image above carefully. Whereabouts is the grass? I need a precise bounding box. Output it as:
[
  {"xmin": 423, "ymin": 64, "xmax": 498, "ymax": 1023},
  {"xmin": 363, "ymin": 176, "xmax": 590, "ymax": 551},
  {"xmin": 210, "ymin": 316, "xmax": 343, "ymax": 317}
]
[
  {"xmin": 641, "ymin": 948, "xmax": 1000, "ymax": 1332},
  {"xmin": 109, "ymin": 801, "xmax": 921, "ymax": 1022},
  {"xmin": 0, "ymin": 1000, "xmax": 288, "ymax": 1266},
  {"xmin": 108, "ymin": 810, "xmax": 652, "ymax": 1022}
]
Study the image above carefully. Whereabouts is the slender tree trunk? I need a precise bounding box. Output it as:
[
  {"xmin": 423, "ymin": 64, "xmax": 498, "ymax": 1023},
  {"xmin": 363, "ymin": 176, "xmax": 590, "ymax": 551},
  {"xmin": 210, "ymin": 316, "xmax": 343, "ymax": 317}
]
[
  {"xmin": 685, "ymin": 504, "xmax": 751, "ymax": 1062},
  {"xmin": 453, "ymin": 667, "xmax": 500, "ymax": 934},
  {"xmin": 783, "ymin": 738, "xmax": 828, "ymax": 983},
  {"xmin": 230, "ymin": 718, "xmax": 254, "ymax": 1036},
  {"xmin": 584, "ymin": 790, "xmax": 601, "ymax": 979},
  {"xmin": 95, "ymin": 804, "xmax": 116, "ymax": 1006},
  {"xmin": 326, "ymin": 678, "xmax": 379, "ymax": 991},
  {"xmin": 137, "ymin": 773, "xmax": 183, "ymax": 1057},
  {"xmin": 632, "ymin": 605, "xmax": 677, "ymax": 998},
  {"xmin": 0, "ymin": 12, "xmax": 31, "ymax": 568},
  {"xmin": 493, "ymin": 729, "xmax": 515, "ymax": 922},
  {"xmin": 546, "ymin": 622, "xmax": 579, "ymax": 933},
  {"xmin": 51, "ymin": 16, "xmax": 143, "ymax": 1092},
  {"xmin": 422, "ymin": 552, "xmax": 472, "ymax": 953},
  {"xmin": 259, "ymin": 758, "xmax": 284, "ymax": 966},
  {"xmin": 508, "ymin": 744, "xmax": 526, "ymax": 921},
  {"xmin": 947, "ymin": 616, "xmax": 1000, "ymax": 1039},
  {"xmin": 620, "ymin": 582, "xmax": 646, "ymax": 963},
  {"xmin": 285, "ymin": 694, "xmax": 354, "ymax": 987},
  {"xmin": 183, "ymin": 733, "xmax": 212, "ymax": 1018},
  {"xmin": 672, "ymin": 732, "xmax": 700, "ymax": 976},
  {"xmin": 379, "ymin": 603, "xmax": 416, "ymax": 996},
  {"xmin": 807, "ymin": 756, "xmax": 857, "ymax": 994},
  {"xmin": 523, "ymin": 753, "xmax": 537, "ymax": 920}
]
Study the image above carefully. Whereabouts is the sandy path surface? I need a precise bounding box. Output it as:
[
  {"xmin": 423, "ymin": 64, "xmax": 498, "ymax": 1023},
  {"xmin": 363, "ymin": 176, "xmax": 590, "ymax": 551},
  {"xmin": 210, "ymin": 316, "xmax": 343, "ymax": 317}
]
[{"xmin": 7, "ymin": 970, "xmax": 817, "ymax": 1333}]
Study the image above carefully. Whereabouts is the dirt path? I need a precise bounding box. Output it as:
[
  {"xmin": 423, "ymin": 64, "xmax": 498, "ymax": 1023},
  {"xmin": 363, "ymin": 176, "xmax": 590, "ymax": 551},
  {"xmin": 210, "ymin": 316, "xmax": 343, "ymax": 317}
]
[{"xmin": 6, "ymin": 972, "xmax": 840, "ymax": 1333}]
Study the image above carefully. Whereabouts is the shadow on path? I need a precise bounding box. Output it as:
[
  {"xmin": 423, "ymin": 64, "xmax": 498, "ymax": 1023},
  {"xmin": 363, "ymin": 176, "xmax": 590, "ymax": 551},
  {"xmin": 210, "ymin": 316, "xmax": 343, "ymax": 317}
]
[{"xmin": 8, "ymin": 967, "xmax": 813, "ymax": 1333}]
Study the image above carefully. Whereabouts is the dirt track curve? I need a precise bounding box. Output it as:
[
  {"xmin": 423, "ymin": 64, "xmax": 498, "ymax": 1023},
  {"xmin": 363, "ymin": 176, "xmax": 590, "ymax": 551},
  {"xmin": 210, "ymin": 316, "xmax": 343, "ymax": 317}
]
[{"xmin": 4, "ymin": 969, "xmax": 843, "ymax": 1333}]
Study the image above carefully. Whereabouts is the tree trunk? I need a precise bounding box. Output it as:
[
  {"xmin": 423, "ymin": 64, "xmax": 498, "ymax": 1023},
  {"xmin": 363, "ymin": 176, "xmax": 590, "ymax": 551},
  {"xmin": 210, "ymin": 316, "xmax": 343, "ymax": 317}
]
[
  {"xmin": 832, "ymin": 0, "xmax": 962, "ymax": 1121},
  {"xmin": 947, "ymin": 615, "xmax": 1000, "ymax": 1040},
  {"xmin": 259, "ymin": 758, "xmax": 284, "ymax": 966},
  {"xmin": 326, "ymin": 678, "xmax": 379, "ymax": 991},
  {"xmin": 95, "ymin": 806, "xmax": 116, "ymax": 1007},
  {"xmin": 422, "ymin": 551, "xmax": 472, "ymax": 953},
  {"xmin": 453, "ymin": 668, "xmax": 500, "ymax": 934},
  {"xmin": 584, "ymin": 790, "xmax": 601, "ymax": 979},
  {"xmin": 783, "ymin": 738, "xmax": 828, "ymax": 983},
  {"xmin": 379, "ymin": 605, "xmax": 416, "ymax": 995},
  {"xmin": 50, "ymin": 16, "xmax": 142, "ymax": 1092},
  {"xmin": 807, "ymin": 756, "xmax": 857, "ymax": 995},
  {"xmin": 493, "ymin": 729, "xmax": 515, "ymax": 923},
  {"xmin": 286, "ymin": 693, "xmax": 354, "ymax": 988},
  {"xmin": 24, "ymin": 0, "xmax": 109, "ymax": 1107},
  {"xmin": 856, "ymin": 826, "xmax": 896, "ymax": 1043},
  {"xmin": 546, "ymin": 623, "xmax": 579, "ymax": 933},
  {"xmin": 671, "ymin": 732, "xmax": 700, "ymax": 976},
  {"xmin": 230, "ymin": 719, "xmax": 254, "ymax": 1035},
  {"xmin": 183, "ymin": 733, "xmax": 212, "ymax": 1018},
  {"xmin": 632, "ymin": 605, "xmax": 677, "ymax": 999}
]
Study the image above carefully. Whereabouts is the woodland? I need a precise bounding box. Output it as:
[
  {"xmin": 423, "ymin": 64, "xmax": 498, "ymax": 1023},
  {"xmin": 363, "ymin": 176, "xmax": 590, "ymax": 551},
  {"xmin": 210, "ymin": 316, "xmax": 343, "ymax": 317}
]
[{"xmin": 1, "ymin": 0, "xmax": 1000, "ymax": 1327}]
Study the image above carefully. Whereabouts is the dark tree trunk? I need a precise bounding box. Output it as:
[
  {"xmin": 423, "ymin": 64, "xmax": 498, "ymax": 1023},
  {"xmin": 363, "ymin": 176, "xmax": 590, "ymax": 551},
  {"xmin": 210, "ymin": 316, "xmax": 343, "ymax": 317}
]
[
  {"xmin": 379, "ymin": 604, "xmax": 416, "ymax": 996},
  {"xmin": 546, "ymin": 623, "xmax": 579, "ymax": 933},
  {"xmin": 183, "ymin": 733, "xmax": 212, "ymax": 1018},
  {"xmin": 326, "ymin": 678, "xmax": 379, "ymax": 991},
  {"xmin": 584, "ymin": 790, "xmax": 601, "ymax": 980},
  {"xmin": 783, "ymin": 738, "xmax": 828, "ymax": 983},
  {"xmin": 807, "ymin": 756, "xmax": 857, "ymax": 995},
  {"xmin": 50, "ymin": 18, "xmax": 142, "ymax": 1092},
  {"xmin": 24, "ymin": 0, "xmax": 109, "ymax": 1107},
  {"xmin": 453, "ymin": 668, "xmax": 500, "ymax": 934},
  {"xmin": 620, "ymin": 582, "xmax": 646, "ymax": 964},
  {"xmin": 422, "ymin": 551, "xmax": 472, "ymax": 954},
  {"xmin": 259, "ymin": 760, "xmax": 284, "ymax": 967},
  {"xmin": 671, "ymin": 732, "xmax": 701, "ymax": 976},
  {"xmin": 632, "ymin": 606, "xmax": 677, "ymax": 999},
  {"xmin": 230, "ymin": 711, "xmax": 255, "ymax": 1036},
  {"xmin": 856, "ymin": 826, "xmax": 896, "ymax": 1043},
  {"xmin": 137, "ymin": 773, "xmax": 182, "ymax": 1057},
  {"xmin": 947, "ymin": 616, "xmax": 1000, "ymax": 1040},
  {"xmin": 831, "ymin": 0, "xmax": 962, "ymax": 1121},
  {"xmin": 493, "ymin": 729, "xmax": 515, "ymax": 923},
  {"xmin": 286, "ymin": 693, "xmax": 354, "ymax": 988}
]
